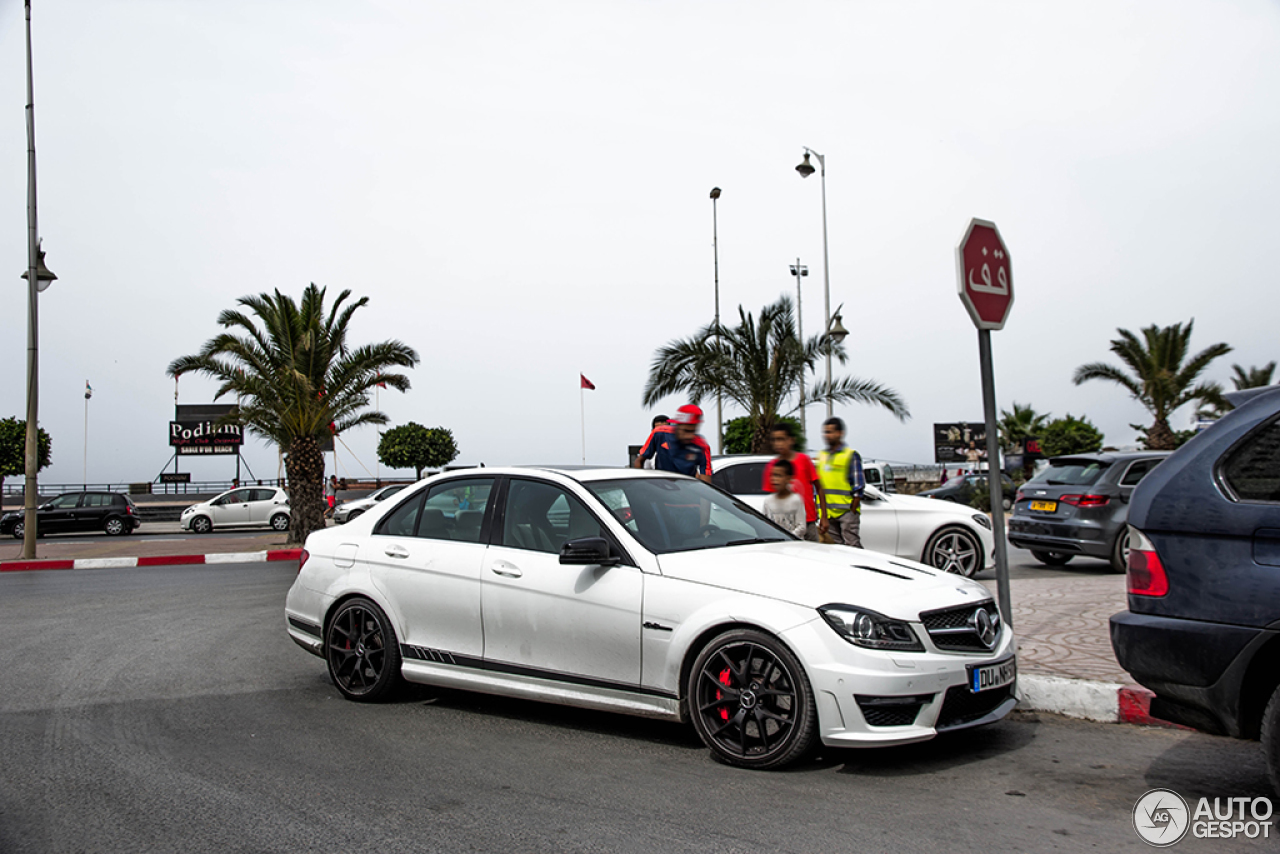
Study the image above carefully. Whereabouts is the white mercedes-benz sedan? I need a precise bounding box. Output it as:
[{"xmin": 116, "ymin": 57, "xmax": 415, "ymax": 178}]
[
  {"xmin": 285, "ymin": 467, "xmax": 1016, "ymax": 770},
  {"xmin": 711, "ymin": 455, "xmax": 997, "ymax": 577}
]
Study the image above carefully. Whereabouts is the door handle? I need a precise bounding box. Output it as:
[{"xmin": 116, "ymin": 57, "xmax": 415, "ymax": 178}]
[
  {"xmin": 383, "ymin": 545, "xmax": 410, "ymax": 559},
  {"xmin": 491, "ymin": 560, "xmax": 522, "ymax": 578}
]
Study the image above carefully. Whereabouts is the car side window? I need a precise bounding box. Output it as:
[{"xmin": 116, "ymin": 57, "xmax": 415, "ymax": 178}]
[
  {"xmin": 420, "ymin": 479, "xmax": 493, "ymax": 543},
  {"xmin": 49, "ymin": 494, "xmax": 79, "ymax": 508},
  {"xmin": 718, "ymin": 463, "xmax": 767, "ymax": 496},
  {"xmin": 374, "ymin": 490, "xmax": 426, "ymax": 538},
  {"xmin": 503, "ymin": 479, "xmax": 602, "ymax": 554},
  {"xmin": 1120, "ymin": 459, "xmax": 1159, "ymax": 486},
  {"xmin": 85, "ymin": 494, "xmax": 111, "ymax": 508},
  {"xmin": 1221, "ymin": 417, "xmax": 1280, "ymax": 502},
  {"xmin": 248, "ymin": 489, "xmax": 274, "ymax": 502}
]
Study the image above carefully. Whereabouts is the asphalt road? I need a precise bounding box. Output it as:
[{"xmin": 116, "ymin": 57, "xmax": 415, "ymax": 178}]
[{"xmin": 0, "ymin": 562, "xmax": 1272, "ymax": 853}]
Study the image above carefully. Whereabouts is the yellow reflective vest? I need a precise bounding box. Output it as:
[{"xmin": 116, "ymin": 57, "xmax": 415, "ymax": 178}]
[{"xmin": 817, "ymin": 447, "xmax": 857, "ymax": 517}]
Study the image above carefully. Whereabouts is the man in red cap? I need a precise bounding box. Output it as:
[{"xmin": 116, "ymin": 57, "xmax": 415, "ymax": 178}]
[{"xmin": 633, "ymin": 404, "xmax": 713, "ymax": 483}]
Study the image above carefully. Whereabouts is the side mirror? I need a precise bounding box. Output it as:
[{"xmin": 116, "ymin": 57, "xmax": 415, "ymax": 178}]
[{"xmin": 560, "ymin": 536, "xmax": 620, "ymax": 566}]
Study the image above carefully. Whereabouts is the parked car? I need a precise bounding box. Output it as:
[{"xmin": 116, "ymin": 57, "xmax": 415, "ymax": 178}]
[
  {"xmin": 1007, "ymin": 451, "xmax": 1169, "ymax": 571},
  {"xmin": 1110, "ymin": 386, "xmax": 1280, "ymax": 793},
  {"xmin": 0, "ymin": 491, "xmax": 141, "ymax": 538},
  {"xmin": 333, "ymin": 483, "xmax": 408, "ymax": 524},
  {"xmin": 286, "ymin": 468, "xmax": 1017, "ymax": 770},
  {"xmin": 710, "ymin": 455, "xmax": 995, "ymax": 577},
  {"xmin": 916, "ymin": 471, "xmax": 1016, "ymax": 511},
  {"xmin": 862, "ymin": 460, "xmax": 897, "ymax": 493},
  {"xmin": 180, "ymin": 486, "xmax": 290, "ymax": 533}
]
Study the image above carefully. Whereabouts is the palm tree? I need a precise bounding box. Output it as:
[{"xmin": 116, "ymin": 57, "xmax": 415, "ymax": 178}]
[
  {"xmin": 997, "ymin": 402, "xmax": 1050, "ymax": 452},
  {"xmin": 642, "ymin": 296, "xmax": 909, "ymax": 452},
  {"xmin": 1073, "ymin": 320, "xmax": 1230, "ymax": 450},
  {"xmin": 167, "ymin": 284, "xmax": 419, "ymax": 544},
  {"xmin": 1231, "ymin": 361, "xmax": 1277, "ymax": 390}
]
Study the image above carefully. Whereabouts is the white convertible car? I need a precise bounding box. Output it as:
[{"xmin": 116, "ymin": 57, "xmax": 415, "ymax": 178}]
[
  {"xmin": 711, "ymin": 455, "xmax": 996, "ymax": 577},
  {"xmin": 286, "ymin": 467, "xmax": 1016, "ymax": 770}
]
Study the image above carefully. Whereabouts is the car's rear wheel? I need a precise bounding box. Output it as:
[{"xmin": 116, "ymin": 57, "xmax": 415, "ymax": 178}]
[
  {"xmin": 270, "ymin": 512, "xmax": 290, "ymax": 532},
  {"xmin": 1108, "ymin": 532, "xmax": 1129, "ymax": 574},
  {"xmin": 190, "ymin": 516, "xmax": 213, "ymax": 534},
  {"xmin": 1262, "ymin": 683, "xmax": 1280, "ymax": 796},
  {"xmin": 923, "ymin": 527, "xmax": 983, "ymax": 577},
  {"xmin": 326, "ymin": 597, "xmax": 403, "ymax": 702},
  {"xmin": 103, "ymin": 516, "xmax": 126, "ymax": 536},
  {"xmin": 686, "ymin": 628, "xmax": 816, "ymax": 770},
  {"xmin": 1031, "ymin": 550, "xmax": 1073, "ymax": 567}
]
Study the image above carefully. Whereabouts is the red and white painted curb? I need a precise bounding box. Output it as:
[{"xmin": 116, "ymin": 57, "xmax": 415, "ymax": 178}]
[
  {"xmin": 0, "ymin": 549, "xmax": 304, "ymax": 572},
  {"xmin": 1017, "ymin": 673, "xmax": 1186, "ymax": 728}
]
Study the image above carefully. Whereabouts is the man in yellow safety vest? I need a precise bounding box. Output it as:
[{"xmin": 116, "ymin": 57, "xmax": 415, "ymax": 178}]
[{"xmin": 817, "ymin": 416, "xmax": 865, "ymax": 548}]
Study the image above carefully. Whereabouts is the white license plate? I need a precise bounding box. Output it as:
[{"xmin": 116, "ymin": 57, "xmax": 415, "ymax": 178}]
[{"xmin": 969, "ymin": 657, "xmax": 1016, "ymax": 693}]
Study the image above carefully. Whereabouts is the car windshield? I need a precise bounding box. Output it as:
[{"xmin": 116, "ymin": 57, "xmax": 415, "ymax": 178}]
[
  {"xmin": 1029, "ymin": 459, "xmax": 1111, "ymax": 486},
  {"xmin": 586, "ymin": 476, "xmax": 790, "ymax": 554}
]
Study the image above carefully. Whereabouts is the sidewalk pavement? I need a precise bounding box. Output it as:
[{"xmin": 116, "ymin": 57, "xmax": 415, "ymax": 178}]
[{"xmin": 0, "ymin": 529, "xmax": 1165, "ymax": 728}]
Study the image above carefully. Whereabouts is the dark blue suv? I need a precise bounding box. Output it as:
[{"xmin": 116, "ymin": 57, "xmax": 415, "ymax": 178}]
[{"xmin": 1110, "ymin": 386, "xmax": 1280, "ymax": 792}]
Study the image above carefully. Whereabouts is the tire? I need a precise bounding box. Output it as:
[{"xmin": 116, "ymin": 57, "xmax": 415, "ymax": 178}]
[
  {"xmin": 1108, "ymin": 532, "xmax": 1129, "ymax": 574},
  {"xmin": 1262, "ymin": 683, "xmax": 1280, "ymax": 797},
  {"xmin": 12, "ymin": 521, "xmax": 23, "ymax": 540},
  {"xmin": 325, "ymin": 597, "xmax": 403, "ymax": 702},
  {"xmin": 190, "ymin": 516, "xmax": 213, "ymax": 534},
  {"xmin": 923, "ymin": 526, "xmax": 983, "ymax": 577},
  {"xmin": 103, "ymin": 516, "xmax": 126, "ymax": 536},
  {"xmin": 1001, "ymin": 496, "xmax": 1013, "ymax": 512},
  {"xmin": 347, "ymin": 510, "xmax": 364, "ymax": 522},
  {"xmin": 1031, "ymin": 550, "xmax": 1073, "ymax": 567},
  {"xmin": 270, "ymin": 513, "xmax": 290, "ymax": 532},
  {"xmin": 686, "ymin": 628, "xmax": 817, "ymax": 770}
]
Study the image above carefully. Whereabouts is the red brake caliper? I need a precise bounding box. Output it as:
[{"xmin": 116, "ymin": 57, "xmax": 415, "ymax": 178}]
[{"xmin": 717, "ymin": 668, "xmax": 733, "ymax": 721}]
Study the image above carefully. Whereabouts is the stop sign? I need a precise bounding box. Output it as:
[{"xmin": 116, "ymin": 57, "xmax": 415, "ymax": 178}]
[{"xmin": 956, "ymin": 218, "xmax": 1013, "ymax": 330}]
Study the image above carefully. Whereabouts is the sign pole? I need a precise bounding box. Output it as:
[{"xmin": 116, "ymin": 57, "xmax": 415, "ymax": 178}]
[{"xmin": 978, "ymin": 329, "xmax": 1012, "ymax": 626}]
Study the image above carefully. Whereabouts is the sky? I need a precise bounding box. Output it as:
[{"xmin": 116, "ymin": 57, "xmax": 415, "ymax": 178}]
[{"xmin": 1, "ymin": 0, "xmax": 1278, "ymax": 487}]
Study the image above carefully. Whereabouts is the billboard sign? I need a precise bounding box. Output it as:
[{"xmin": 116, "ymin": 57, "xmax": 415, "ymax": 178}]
[{"xmin": 933, "ymin": 422, "xmax": 990, "ymax": 465}]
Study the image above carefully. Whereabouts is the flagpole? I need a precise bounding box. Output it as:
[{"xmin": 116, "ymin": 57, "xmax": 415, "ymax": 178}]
[
  {"xmin": 580, "ymin": 384, "xmax": 586, "ymax": 465},
  {"xmin": 375, "ymin": 383, "xmax": 380, "ymax": 486},
  {"xmin": 83, "ymin": 383, "xmax": 89, "ymax": 487}
]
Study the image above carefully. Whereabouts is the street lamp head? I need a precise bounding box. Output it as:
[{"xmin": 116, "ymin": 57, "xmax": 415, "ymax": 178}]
[
  {"xmin": 20, "ymin": 239, "xmax": 56, "ymax": 292},
  {"xmin": 709, "ymin": 186, "xmax": 721, "ymax": 200},
  {"xmin": 790, "ymin": 265, "xmax": 808, "ymax": 277},
  {"xmin": 795, "ymin": 152, "xmax": 815, "ymax": 178},
  {"xmin": 828, "ymin": 312, "xmax": 849, "ymax": 345}
]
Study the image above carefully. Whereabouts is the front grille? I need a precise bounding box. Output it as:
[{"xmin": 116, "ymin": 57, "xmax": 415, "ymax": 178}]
[
  {"xmin": 856, "ymin": 694, "xmax": 934, "ymax": 727},
  {"xmin": 919, "ymin": 601, "xmax": 1002, "ymax": 653},
  {"xmin": 936, "ymin": 683, "xmax": 1014, "ymax": 730}
]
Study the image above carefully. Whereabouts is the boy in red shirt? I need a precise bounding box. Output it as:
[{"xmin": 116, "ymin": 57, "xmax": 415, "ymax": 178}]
[{"xmin": 762, "ymin": 422, "xmax": 827, "ymax": 542}]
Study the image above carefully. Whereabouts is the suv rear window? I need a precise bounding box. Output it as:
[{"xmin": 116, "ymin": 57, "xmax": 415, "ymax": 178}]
[
  {"xmin": 1028, "ymin": 459, "xmax": 1111, "ymax": 487},
  {"xmin": 1221, "ymin": 416, "xmax": 1280, "ymax": 502}
]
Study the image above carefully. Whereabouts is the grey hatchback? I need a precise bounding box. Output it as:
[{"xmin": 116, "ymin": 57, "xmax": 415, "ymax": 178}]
[{"xmin": 1007, "ymin": 451, "xmax": 1169, "ymax": 571}]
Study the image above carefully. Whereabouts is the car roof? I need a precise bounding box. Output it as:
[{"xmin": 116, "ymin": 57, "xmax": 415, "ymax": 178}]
[{"xmin": 1046, "ymin": 450, "xmax": 1170, "ymax": 464}]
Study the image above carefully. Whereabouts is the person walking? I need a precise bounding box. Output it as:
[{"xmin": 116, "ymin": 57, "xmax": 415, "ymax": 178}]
[
  {"xmin": 641, "ymin": 414, "xmax": 668, "ymax": 469},
  {"xmin": 762, "ymin": 422, "xmax": 825, "ymax": 542},
  {"xmin": 816, "ymin": 416, "xmax": 865, "ymax": 548},
  {"xmin": 633, "ymin": 405, "xmax": 713, "ymax": 483},
  {"xmin": 761, "ymin": 459, "xmax": 807, "ymax": 538},
  {"xmin": 324, "ymin": 475, "xmax": 338, "ymax": 520}
]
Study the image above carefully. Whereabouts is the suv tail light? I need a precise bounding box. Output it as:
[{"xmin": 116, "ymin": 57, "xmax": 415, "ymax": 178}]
[
  {"xmin": 1059, "ymin": 493, "xmax": 1110, "ymax": 507},
  {"xmin": 298, "ymin": 549, "xmax": 310, "ymax": 574},
  {"xmin": 1126, "ymin": 527, "xmax": 1168, "ymax": 596}
]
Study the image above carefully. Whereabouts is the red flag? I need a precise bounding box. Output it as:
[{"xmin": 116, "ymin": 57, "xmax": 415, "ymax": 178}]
[
  {"xmin": 580, "ymin": 374, "xmax": 596, "ymax": 390},
  {"xmin": 376, "ymin": 375, "xmax": 387, "ymax": 389}
]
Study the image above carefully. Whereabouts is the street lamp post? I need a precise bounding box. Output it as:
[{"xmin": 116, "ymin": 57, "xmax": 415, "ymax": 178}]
[
  {"xmin": 795, "ymin": 148, "xmax": 835, "ymax": 419},
  {"xmin": 21, "ymin": 0, "xmax": 56, "ymax": 559},
  {"xmin": 710, "ymin": 186, "xmax": 723, "ymax": 454},
  {"xmin": 790, "ymin": 260, "xmax": 808, "ymax": 439}
]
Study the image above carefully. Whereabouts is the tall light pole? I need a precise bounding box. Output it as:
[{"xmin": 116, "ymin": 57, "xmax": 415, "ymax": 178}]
[
  {"xmin": 710, "ymin": 186, "xmax": 723, "ymax": 453},
  {"xmin": 796, "ymin": 148, "xmax": 835, "ymax": 419},
  {"xmin": 790, "ymin": 260, "xmax": 808, "ymax": 440},
  {"xmin": 21, "ymin": 0, "xmax": 56, "ymax": 559}
]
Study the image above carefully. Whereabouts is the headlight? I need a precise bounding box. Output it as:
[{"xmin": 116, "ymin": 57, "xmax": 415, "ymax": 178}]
[
  {"xmin": 972, "ymin": 514, "xmax": 992, "ymax": 530},
  {"xmin": 819, "ymin": 605, "xmax": 924, "ymax": 652},
  {"xmin": 182, "ymin": 506, "xmax": 194, "ymax": 515}
]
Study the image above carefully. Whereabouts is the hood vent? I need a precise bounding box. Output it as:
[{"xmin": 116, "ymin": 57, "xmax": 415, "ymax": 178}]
[{"xmin": 853, "ymin": 564, "xmax": 912, "ymax": 581}]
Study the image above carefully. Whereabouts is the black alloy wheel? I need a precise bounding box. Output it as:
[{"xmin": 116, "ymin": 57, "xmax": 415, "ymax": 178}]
[
  {"xmin": 687, "ymin": 629, "xmax": 816, "ymax": 770},
  {"xmin": 1031, "ymin": 550, "xmax": 1073, "ymax": 567},
  {"xmin": 103, "ymin": 516, "xmax": 126, "ymax": 536},
  {"xmin": 270, "ymin": 513, "xmax": 290, "ymax": 532},
  {"xmin": 924, "ymin": 527, "xmax": 983, "ymax": 577},
  {"xmin": 325, "ymin": 597, "xmax": 403, "ymax": 702},
  {"xmin": 191, "ymin": 516, "xmax": 213, "ymax": 534}
]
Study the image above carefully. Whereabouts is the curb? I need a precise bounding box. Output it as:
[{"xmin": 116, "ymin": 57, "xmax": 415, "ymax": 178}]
[
  {"xmin": 1017, "ymin": 673, "xmax": 1188, "ymax": 729},
  {"xmin": 0, "ymin": 549, "xmax": 304, "ymax": 572}
]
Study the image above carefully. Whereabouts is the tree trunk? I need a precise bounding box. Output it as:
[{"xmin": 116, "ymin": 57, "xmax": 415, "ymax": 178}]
[
  {"xmin": 1147, "ymin": 418, "xmax": 1177, "ymax": 451},
  {"xmin": 750, "ymin": 414, "xmax": 775, "ymax": 454},
  {"xmin": 285, "ymin": 435, "xmax": 326, "ymax": 545}
]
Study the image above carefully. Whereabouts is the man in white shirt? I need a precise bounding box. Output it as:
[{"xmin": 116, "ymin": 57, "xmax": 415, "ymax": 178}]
[{"xmin": 761, "ymin": 459, "xmax": 807, "ymax": 538}]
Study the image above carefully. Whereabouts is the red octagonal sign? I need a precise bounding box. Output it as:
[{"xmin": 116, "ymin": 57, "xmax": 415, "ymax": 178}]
[{"xmin": 956, "ymin": 218, "xmax": 1013, "ymax": 330}]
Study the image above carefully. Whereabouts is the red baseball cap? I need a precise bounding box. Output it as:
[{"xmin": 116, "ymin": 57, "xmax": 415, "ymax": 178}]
[{"xmin": 673, "ymin": 404, "xmax": 703, "ymax": 426}]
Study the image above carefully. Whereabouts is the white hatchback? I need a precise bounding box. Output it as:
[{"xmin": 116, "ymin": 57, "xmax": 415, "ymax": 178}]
[
  {"xmin": 181, "ymin": 486, "xmax": 291, "ymax": 533},
  {"xmin": 711, "ymin": 455, "xmax": 996, "ymax": 577},
  {"xmin": 285, "ymin": 468, "xmax": 1016, "ymax": 770}
]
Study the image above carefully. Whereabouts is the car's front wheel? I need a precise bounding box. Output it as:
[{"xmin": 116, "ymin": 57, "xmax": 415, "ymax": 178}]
[
  {"xmin": 1031, "ymin": 550, "xmax": 1074, "ymax": 567},
  {"xmin": 103, "ymin": 516, "xmax": 126, "ymax": 536},
  {"xmin": 325, "ymin": 598, "xmax": 403, "ymax": 702},
  {"xmin": 270, "ymin": 513, "xmax": 290, "ymax": 532},
  {"xmin": 12, "ymin": 521, "xmax": 24, "ymax": 539},
  {"xmin": 346, "ymin": 509, "xmax": 363, "ymax": 522},
  {"xmin": 190, "ymin": 516, "xmax": 213, "ymax": 534},
  {"xmin": 686, "ymin": 628, "xmax": 817, "ymax": 770},
  {"xmin": 923, "ymin": 526, "xmax": 983, "ymax": 577},
  {"xmin": 1262, "ymin": 683, "xmax": 1280, "ymax": 796}
]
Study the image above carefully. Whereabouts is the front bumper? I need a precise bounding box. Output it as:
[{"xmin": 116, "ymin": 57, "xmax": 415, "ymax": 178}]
[{"xmin": 782, "ymin": 615, "xmax": 1018, "ymax": 747}]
